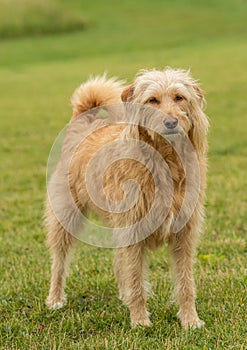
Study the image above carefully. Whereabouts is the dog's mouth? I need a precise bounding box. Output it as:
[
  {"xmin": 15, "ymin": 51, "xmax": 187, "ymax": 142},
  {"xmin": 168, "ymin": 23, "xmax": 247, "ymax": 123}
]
[
  {"xmin": 163, "ymin": 130, "xmax": 179, "ymax": 135},
  {"xmin": 146, "ymin": 125, "xmax": 185, "ymax": 141},
  {"xmin": 162, "ymin": 126, "xmax": 182, "ymax": 137}
]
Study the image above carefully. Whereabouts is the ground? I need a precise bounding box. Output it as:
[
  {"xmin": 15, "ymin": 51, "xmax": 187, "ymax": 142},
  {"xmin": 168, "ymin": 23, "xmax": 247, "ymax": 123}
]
[{"xmin": 0, "ymin": 0, "xmax": 246, "ymax": 349}]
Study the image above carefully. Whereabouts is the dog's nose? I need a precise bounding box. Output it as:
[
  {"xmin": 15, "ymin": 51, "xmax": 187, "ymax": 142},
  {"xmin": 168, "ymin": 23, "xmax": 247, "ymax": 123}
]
[{"xmin": 163, "ymin": 116, "xmax": 178, "ymax": 129}]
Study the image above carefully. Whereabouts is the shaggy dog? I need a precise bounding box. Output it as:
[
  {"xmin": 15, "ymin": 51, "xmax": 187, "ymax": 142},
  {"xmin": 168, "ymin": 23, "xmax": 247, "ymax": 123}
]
[{"xmin": 45, "ymin": 68, "xmax": 209, "ymax": 329}]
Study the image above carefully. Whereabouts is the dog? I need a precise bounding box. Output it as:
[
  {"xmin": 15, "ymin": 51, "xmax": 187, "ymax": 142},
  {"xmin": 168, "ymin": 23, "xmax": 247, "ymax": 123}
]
[{"xmin": 45, "ymin": 68, "xmax": 209, "ymax": 329}]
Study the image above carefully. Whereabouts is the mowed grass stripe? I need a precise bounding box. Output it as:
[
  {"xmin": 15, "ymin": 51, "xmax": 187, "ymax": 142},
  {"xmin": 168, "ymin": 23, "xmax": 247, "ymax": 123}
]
[{"xmin": 0, "ymin": 0, "xmax": 86, "ymax": 39}]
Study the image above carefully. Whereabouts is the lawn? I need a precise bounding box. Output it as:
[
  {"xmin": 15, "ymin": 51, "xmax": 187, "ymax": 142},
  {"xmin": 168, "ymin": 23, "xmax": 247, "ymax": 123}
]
[{"xmin": 0, "ymin": 0, "xmax": 246, "ymax": 349}]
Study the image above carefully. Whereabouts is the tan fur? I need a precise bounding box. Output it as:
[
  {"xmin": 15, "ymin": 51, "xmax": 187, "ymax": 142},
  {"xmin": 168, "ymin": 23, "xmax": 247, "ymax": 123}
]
[
  {"xmin": 70, "ymin": 74, "xmax": 124, "ymax": 119},
  {"xmin": 46, "ymin": 68, "xmax": 209, "ymax": 329}
]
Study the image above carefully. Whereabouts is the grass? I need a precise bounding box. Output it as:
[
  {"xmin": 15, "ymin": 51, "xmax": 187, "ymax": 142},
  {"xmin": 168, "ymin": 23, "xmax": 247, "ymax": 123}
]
[
  {"xmin": 0, "ymin": 0, "xmax": 247, "ymax": 348},
  {"xmin": 0, "ymin": 0, "xmax": 85, "ymax": 39}
]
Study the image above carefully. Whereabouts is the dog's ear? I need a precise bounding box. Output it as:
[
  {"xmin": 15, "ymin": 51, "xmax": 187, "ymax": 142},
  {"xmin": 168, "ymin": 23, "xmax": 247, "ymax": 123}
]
[
  {"xmin": 120, "ymin": 92, "xmax": 140, "ymax": 141},
  {"xmin": 121, "ymin": 84, "xmax": 135, "ymax": 102},
  {"xmin": 193, "ymin": 85, "xmax": 206, "ymax": 109},
  {"xmin": 187, "ymin": 79, "xmax": 209, "ymax": 154},
  {"xmin": 189, "ymin": 108, "xmax": 209, "ymax": 155}
]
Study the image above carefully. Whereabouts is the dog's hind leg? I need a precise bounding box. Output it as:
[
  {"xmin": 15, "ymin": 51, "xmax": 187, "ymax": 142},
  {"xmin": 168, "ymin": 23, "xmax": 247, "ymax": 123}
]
[
  {"xmin": 168, "ymin": 226, "xmax": 204, "ymax": 329},
  {"xmin": 114, "ymin": 243, "xmax": 151, "ymax": 327},
  {"xmin": 45, "ymin": 206, "xmax": 77, "ymax": 310}
]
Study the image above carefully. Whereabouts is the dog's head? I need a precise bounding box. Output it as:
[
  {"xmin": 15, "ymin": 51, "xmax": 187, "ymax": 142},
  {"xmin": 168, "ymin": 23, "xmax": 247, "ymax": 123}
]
[{"xmin": 121, "ymin": 68, "xmax": 209, "ymax": 153}]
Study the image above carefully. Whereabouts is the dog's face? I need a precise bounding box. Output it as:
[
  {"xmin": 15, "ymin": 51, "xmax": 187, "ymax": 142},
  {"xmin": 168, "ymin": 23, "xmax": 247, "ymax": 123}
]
[{"xmin": 121, "ymin": 68, "xmax": 209, "ymax": 151}]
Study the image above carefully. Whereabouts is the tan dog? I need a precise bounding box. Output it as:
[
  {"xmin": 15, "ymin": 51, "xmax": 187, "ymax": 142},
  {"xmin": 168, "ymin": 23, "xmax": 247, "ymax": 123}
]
[{"xmin": 45, "ymin": 69, "xmax": 209, "ymax": 329}]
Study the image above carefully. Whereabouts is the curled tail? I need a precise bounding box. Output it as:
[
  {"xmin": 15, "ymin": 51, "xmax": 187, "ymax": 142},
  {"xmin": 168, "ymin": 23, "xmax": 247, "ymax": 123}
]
[{"xmin": 70, "ymin": 74, "xmax": 124, "ymax": 120}]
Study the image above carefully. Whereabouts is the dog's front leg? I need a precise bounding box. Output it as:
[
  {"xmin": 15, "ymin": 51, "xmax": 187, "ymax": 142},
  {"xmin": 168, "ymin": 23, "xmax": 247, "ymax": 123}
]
[
  {"xmin": 168, "ymin": 227, "xmax": 204, "ymax": 329},
  {"xmin": 114, "ymin": 243, "xmax": 151, "ymax": 327}
]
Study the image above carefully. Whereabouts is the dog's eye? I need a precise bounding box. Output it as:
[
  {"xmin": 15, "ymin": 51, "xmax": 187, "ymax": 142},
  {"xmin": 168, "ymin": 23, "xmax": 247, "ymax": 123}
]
[
  {"xmin": 175, "ymin": 95, "xmax": 184, "ymax": 102},
  {"xmin": 147, "ymin": 97, "xmax": 159, "ymax": 104}
]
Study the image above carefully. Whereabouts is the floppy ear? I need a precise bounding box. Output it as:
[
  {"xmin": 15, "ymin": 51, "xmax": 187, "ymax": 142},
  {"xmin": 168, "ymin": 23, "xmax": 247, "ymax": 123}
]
[
  {"xmin": 121, "ymin": 84, "xmax": 140, "ymax": 141},
  {"xmin": 188, "ymin": 103, "xmax": 209, "ymax": 156},
  {"xmin": 193, "ymin": 85, "xmax": 206, "ymax": 109},
  {"xmin": 121, "ymin": 84, "xmax": 135, "ymax": 102}
]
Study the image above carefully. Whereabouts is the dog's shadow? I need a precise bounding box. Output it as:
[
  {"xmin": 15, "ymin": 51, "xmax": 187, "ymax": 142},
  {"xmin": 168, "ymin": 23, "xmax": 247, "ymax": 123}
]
[
  {"xmin": 45, "ymin": 287, "xmax": 180, "ymax": 334},
  {"xmin": 67, "ymin": 288, "xmax": 129, "ymax": 329}
]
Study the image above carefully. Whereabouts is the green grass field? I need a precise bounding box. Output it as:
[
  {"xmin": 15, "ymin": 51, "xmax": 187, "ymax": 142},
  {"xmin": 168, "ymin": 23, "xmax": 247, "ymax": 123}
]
[{"xmin": 0, "ymin": 0, "xmax": 246, "ymax": 349}]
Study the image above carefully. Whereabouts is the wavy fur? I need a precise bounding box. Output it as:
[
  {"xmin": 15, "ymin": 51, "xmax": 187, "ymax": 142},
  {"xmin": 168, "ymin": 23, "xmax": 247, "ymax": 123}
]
[{"xmin": 46, "ymin": 68, "xmax": 209, "ymax": 329}]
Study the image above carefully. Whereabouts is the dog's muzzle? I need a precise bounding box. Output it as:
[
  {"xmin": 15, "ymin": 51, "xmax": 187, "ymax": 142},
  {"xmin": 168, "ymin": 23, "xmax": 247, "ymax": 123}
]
[
  {"xmin": 163, "ymin": 116, "xmax": 179, "ymax": 135},
  {"xmin": 163, "ymin": 116, "xmax": 178, "ymax": 129}
]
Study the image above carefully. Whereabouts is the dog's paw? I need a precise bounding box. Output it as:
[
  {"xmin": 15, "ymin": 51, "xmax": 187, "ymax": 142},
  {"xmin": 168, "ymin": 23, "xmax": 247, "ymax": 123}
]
[
  {"xmin": 131, "ymin": 311, "xmax": 152, "ymax": 328},
  {"xmin": 46, "ymin": 295, "xmax": 66, "ymax": 310},
  {"xmin": 178, "ymin": 311, "xmax": 205, "ymax": 330},
  {"xmin": 191, "ymin": 318, "xmax": 205, "ymax": 329}
]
